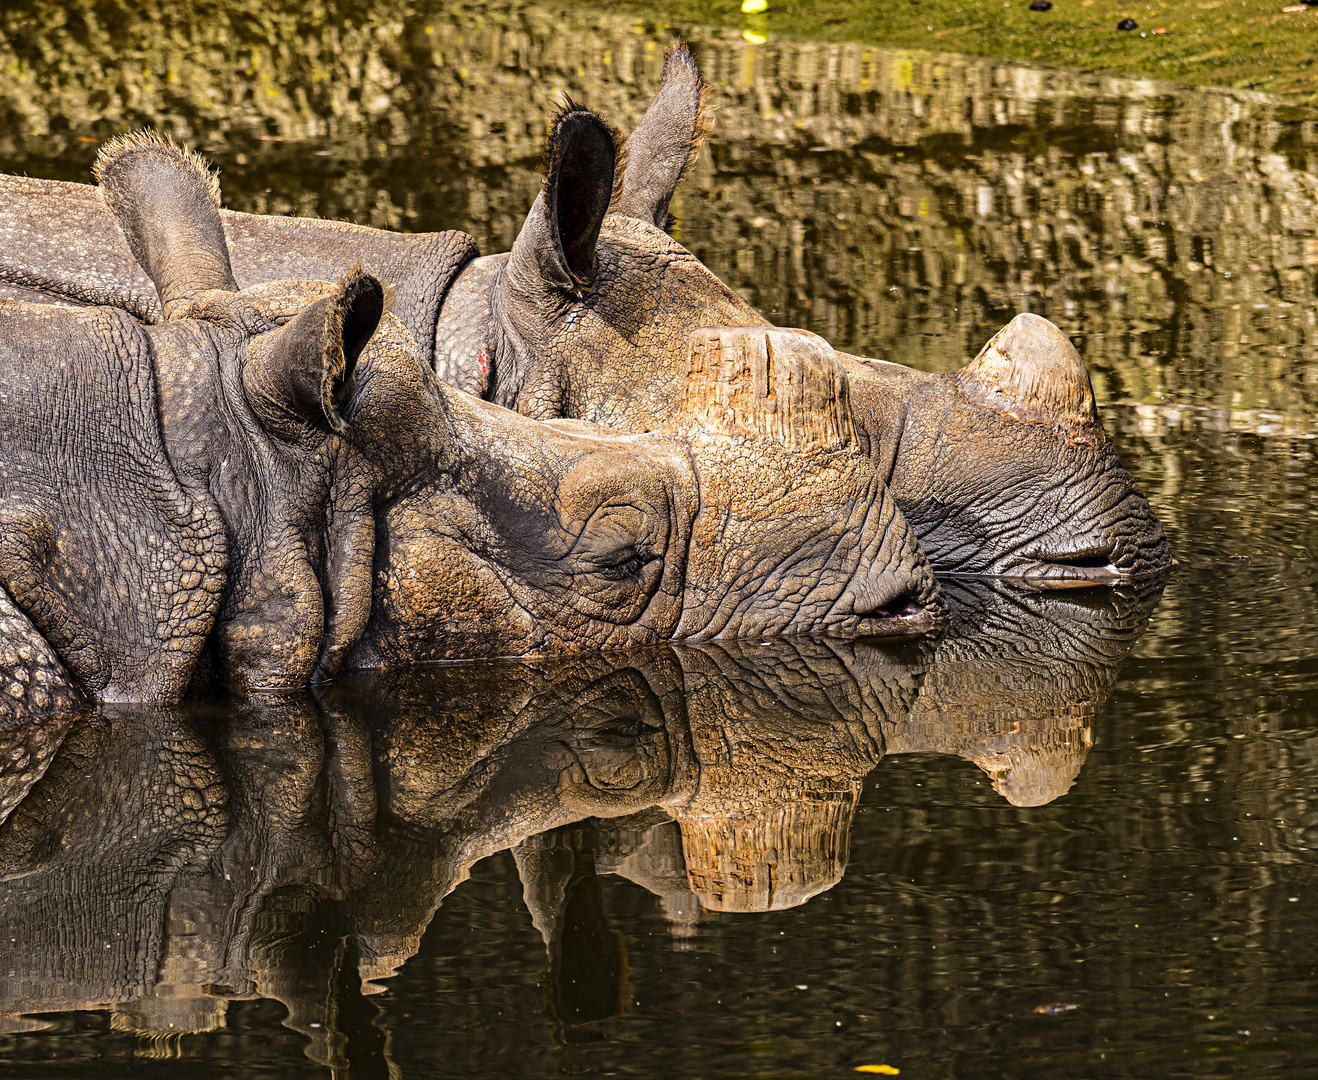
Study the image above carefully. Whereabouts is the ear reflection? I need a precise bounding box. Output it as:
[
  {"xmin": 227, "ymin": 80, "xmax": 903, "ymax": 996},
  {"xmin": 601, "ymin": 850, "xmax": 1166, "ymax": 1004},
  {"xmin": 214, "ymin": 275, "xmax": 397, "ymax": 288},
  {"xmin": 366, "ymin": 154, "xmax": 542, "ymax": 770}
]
[{"xmin": 0, "ymin": 578, "xmax": 1162, "ymax": 1047}]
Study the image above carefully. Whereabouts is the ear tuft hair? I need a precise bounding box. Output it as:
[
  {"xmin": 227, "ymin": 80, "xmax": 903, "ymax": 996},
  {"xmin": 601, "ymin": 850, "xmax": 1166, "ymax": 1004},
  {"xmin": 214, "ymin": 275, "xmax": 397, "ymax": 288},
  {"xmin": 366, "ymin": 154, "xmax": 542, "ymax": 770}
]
[
  {"xmin": 93, "ymin": 128, "xmax": 237, "ymax": 318},
  {"xmin": 94, "ymin": 129, "xmax": 222, "ymax": 208},
  {"xmin": 544, "ymin": 99, "xmax": 626, "ymax": 204},
  {"xmin": 610, "ymin": 43, "xmax": 714, "ymax": 228},
  {"xmin": 664, "ymin": 43, "xmax": 714, "ymax": 181}
]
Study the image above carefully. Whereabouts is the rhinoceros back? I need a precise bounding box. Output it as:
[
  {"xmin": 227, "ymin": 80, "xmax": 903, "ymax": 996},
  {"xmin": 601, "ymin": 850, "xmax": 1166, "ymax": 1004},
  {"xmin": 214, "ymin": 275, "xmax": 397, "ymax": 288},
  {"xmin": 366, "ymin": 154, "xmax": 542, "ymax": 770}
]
[
  {"xmin": 0, "ymin": 174, "xmax": 160, "ymax": 321},
  {"xmin": 0, "ymin": 300, "xmax": 228, "ymax": 702},
  {"xmin": 222, "ymin": 210, "xmax": 478, "ymax": 366},
  {"xmin": 0, "ymin": 174, "xmax": 479, "ymax": 367}
]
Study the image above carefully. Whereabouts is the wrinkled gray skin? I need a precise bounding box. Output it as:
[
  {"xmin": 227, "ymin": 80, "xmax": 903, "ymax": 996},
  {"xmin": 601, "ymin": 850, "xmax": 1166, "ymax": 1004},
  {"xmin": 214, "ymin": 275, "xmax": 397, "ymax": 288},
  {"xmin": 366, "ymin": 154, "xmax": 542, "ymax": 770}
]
[
  {"xmin": 0, "ymin": 46, "xmax": 1170, "ymax": 584},
  {"xmin": 0, "ymin": 578, "xmax": 1160, "ymax": 1052},
  {"xmin": 0, "ymin": 134, "xmax": 941, "ymax": 706}
]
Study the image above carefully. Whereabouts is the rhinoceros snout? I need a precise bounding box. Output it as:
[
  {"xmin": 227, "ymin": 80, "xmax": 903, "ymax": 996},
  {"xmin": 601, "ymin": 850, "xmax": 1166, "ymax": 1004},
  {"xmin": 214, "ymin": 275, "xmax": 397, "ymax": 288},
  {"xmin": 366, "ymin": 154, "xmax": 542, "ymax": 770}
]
[{"xmin": 852, "ymin": 590, "xmax": 946, "ymax": 638}]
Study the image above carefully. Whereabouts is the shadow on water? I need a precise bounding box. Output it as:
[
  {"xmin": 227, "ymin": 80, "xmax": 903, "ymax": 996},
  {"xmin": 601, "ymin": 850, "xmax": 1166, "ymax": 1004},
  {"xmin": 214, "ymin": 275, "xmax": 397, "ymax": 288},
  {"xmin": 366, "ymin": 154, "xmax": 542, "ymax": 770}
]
[
  {"xmin": 0, "ymin": 2, "xmax": 1316, "ymax": 1077},
  {"xmin": 0, "ymin": 580, "xmax": 1162, "ymax": 1074}
]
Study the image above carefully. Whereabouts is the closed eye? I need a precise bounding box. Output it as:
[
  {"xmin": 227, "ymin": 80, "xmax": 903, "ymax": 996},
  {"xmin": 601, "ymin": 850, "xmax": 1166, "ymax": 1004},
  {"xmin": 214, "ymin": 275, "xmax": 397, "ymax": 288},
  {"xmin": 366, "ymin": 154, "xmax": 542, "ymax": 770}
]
[{"xmin": 594, "ymin": 549, "xmax": 647, "ymax": 581}]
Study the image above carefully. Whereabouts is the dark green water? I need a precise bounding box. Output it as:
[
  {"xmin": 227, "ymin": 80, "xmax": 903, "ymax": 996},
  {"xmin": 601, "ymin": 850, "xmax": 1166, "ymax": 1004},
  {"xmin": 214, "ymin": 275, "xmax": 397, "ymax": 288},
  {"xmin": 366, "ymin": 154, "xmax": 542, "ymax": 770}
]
[{"xmin": 0, "ymin": 2, "xmax": 1316, "ymax": 1077}]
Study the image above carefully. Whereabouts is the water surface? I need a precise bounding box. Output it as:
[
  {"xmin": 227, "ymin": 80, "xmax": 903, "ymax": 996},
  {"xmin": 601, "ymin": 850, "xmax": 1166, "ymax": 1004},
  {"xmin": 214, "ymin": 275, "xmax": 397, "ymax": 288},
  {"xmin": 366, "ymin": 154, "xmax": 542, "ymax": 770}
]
[{"xmin": 0, "ymin": 4, "xmax": 1315, "ymax": 1077}]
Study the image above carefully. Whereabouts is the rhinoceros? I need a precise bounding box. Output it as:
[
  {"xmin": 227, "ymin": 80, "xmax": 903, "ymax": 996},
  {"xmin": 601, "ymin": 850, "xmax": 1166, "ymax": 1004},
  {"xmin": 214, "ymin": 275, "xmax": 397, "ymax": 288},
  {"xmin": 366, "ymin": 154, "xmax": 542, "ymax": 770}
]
[
  {"xmin": 0, "ymin": 47, "xmax": 1171, "ymax": 585},
  {"xmin": 0, "ymin": 134, "xmax": 942, "ymax": 706}
]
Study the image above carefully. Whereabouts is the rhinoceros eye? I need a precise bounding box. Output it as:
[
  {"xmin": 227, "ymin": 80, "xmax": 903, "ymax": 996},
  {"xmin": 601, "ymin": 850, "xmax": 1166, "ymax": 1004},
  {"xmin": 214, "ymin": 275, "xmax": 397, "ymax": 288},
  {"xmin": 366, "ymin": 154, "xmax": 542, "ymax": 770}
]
[{"xmin": 595, "ymin": 548, "xmax": 647, "ymax": 582}]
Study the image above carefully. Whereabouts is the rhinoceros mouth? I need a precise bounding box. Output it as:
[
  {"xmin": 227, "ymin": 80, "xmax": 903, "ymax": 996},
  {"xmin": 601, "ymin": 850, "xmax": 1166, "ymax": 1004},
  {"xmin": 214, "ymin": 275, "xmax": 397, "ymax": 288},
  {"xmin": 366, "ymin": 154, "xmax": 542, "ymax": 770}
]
[
  {"xmin": 851, "ymin": 591, "xmax": 945, "ymax": 639},
  {"xmin": 1012, "ymin": 548, "xmax": 1124, "ymax": 587}
]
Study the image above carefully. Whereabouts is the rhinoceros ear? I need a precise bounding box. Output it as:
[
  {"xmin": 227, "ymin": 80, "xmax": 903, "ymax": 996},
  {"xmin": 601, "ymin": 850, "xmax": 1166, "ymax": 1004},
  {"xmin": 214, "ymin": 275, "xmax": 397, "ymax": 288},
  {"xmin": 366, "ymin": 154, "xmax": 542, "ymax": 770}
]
[
  {"xmin": 506, "ymin": 103, "xmax": 620, "ymax": 293},
  {"xmin": 93, "ymin": 131, "xmax": 238, "ymax": 320},
  {"xmin": 675, "ymin": 326, "xmax": 856, "ymax": 451},
  {"xmin": 957, "ymin": 313, "xmax": 1098, "ymax": 429},
  {"xmin": 610, "ymin": 44, "xmax": 711, "ymax": 229},
  {"xmin": 242, "ymin": 269, "xmax": 385, "ymax": 439}
]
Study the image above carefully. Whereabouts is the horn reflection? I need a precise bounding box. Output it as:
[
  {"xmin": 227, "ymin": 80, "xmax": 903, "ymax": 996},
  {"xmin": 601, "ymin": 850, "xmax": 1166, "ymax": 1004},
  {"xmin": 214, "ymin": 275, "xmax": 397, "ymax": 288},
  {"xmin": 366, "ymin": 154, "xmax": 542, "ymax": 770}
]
[{"xmin": 0, "ymin": 579, "xmax": 1161, "ymax": 1061}]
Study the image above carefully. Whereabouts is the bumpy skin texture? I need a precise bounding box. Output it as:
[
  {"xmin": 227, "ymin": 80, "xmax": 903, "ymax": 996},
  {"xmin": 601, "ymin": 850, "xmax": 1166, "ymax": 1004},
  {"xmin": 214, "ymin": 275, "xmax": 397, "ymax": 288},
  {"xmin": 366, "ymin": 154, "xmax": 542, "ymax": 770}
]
[
  {"xmin": 0, "ymin": 589, "xmax": 85, "ymax": 722},
  {"xmin": 0, "ymin": 300, "xmax": 228, "ymax": 701},
  {"xmin": 0, "ymin": 138, "xmax": 399, "ymax": 698},
  {"xmin": 0, "ymin": 135, "xmax": 943, "ymax": 702},
  {"xmin": 460, "ymin": 49, "xmax": 1168, "ymax": 582}
]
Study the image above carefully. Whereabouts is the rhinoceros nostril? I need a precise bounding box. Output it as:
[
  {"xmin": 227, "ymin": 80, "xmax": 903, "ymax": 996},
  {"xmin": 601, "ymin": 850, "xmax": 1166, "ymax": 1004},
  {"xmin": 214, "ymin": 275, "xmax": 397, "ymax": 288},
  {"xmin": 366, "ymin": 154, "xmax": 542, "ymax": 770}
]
[
  {"xmin": 1016, "ymin": 546, "xmax": 1124, "ymax": 586},
  {"xmin": 862, "ymin": 590, "xmax": 925, "ymax": 621},
  {"xmin": 849, "ymin": 589, "xmax": 945, "ymax": 639}
]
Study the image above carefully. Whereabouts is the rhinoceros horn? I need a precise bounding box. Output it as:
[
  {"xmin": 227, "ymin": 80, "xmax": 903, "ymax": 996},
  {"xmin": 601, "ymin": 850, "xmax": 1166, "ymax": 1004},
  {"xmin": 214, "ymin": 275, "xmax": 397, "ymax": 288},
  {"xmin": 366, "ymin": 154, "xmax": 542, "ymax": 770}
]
[
  {"xmin": 957, "ymin": 312, "xmax": 1098, "ymax": 430},
  {"xmin": 93, "ymin": 131, "xmax": 238, "ymax": 319},
  {"xmin": 675, "ymin": 326, "xmax": 857, "ymax": 451}
]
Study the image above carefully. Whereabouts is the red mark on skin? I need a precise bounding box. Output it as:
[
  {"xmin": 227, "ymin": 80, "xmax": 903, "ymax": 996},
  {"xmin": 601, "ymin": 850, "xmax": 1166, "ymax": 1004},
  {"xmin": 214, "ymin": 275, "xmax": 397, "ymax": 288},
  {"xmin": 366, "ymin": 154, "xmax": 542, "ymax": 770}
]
[{"xmin": 477, "ymin": 350, "xmax": 488, "ymax": 375}]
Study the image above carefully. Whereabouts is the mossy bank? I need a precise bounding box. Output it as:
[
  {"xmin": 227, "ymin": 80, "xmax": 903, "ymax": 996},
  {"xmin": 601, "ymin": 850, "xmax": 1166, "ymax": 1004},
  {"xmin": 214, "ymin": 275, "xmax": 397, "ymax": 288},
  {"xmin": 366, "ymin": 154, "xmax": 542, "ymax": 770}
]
[{"xmin": 587, "ymin": 0, "xmax": 1318, "ymax": 105}]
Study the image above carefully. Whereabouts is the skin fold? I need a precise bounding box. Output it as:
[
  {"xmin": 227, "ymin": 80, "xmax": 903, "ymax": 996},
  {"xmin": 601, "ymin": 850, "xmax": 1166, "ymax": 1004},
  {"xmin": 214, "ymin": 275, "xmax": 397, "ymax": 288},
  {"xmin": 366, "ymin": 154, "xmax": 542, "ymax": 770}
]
[
  {"xmin": 0, "ymin": 46, "xmax": 1171, "ymax": 584},
  {"xmin": 0, "ymin": 133, "xmax": 941, "ymax": 707}
]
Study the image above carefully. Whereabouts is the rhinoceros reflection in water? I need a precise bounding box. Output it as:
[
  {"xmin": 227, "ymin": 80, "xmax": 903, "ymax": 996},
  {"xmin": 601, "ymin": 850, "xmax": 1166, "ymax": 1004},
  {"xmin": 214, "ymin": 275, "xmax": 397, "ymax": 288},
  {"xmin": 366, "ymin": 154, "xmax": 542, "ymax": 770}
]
[{"xmin": 0, "ymin": 579, "xmax": 1161, "ymax": 1059}]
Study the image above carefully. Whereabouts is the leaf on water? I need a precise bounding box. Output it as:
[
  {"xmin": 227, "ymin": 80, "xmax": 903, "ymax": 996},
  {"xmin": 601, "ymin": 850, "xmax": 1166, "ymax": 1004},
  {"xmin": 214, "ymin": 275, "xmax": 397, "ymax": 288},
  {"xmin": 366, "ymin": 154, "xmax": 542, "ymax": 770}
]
[
  {"xmin": 854, "ymin": 1067, "xmax": 901, "ymax": 1076},
  {"xmin": 1034, "ymin": 1003, "xmax": 1080, "ymax": 1015}
]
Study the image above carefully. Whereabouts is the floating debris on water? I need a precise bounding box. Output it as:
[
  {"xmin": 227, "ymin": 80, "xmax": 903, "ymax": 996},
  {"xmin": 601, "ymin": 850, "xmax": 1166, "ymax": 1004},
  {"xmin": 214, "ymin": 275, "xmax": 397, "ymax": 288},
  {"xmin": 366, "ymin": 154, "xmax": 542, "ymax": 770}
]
[
  {"xmin": 1034, "ymin": 1003, "xmax": 1080, "ymax": 1015},
  {"xmin": 1030, "ymin": 1, "xmax": 1053, "ymax": 10},
  {"xmin": 1117, "ymin": 17, "xmax": 1138, "ymax": 29}
]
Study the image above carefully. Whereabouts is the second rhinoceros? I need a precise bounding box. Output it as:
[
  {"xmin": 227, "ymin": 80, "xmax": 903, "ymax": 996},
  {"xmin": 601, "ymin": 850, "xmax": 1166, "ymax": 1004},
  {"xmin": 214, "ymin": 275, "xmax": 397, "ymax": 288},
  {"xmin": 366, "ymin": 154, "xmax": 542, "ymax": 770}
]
[
  {"xmin": 0, "ymin": 47, "xmax": 1171, "ymax": 585},
  {"xmin": 0, "ymin": 135, "xmax": 942, "ymax": 708}
]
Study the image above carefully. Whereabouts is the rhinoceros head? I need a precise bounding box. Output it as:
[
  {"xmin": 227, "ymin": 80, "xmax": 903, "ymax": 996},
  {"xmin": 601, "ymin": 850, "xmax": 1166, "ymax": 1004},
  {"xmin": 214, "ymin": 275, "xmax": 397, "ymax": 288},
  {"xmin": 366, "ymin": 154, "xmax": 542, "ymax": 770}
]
[
  {"xmin": 441, "ymin": 48, "xmax": 765, "ymax": 429},
  {"xmin": 347, "ymin": 323, "xmax": 945, "ymax": 666},
  {"xmin": 852, "ymin": 312, "xmax": 1171, "ymax": 583},
  {"xmin": 65, "ymin": 135, "xmax": 943, "ymax": 694}
]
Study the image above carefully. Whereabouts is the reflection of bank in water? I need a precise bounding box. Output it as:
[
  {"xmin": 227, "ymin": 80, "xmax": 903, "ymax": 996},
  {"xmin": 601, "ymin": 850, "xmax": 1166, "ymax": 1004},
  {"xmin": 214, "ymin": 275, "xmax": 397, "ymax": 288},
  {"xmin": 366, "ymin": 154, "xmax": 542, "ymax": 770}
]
[{"xmin": 1, "ymin": 2, "xmax": 1314, "ymax": 427}]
